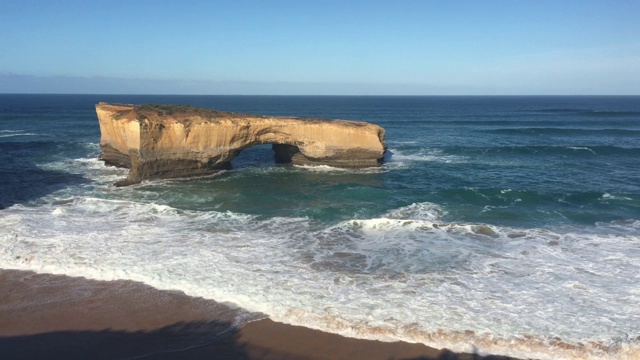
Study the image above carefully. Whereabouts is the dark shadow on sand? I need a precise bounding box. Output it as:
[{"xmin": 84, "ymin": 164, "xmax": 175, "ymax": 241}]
[
  {"xmin": 0, "ymin": 321, "xmax": 250, "ymax": 360},
  {"xmin": 0, "ymin": 322, "xmax": 517, "ymax": 360}
]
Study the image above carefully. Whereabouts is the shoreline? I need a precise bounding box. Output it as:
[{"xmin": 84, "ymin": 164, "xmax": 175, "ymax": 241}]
[{"xmin": 0, "ymin": 269, "xmax": 516, "ymax": 359}]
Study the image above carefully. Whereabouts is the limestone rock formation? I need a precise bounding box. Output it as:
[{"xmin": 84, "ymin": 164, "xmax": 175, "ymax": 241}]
[{"xmin": 96, "ymin": 102, "xmax": 386, "ymax": 186}]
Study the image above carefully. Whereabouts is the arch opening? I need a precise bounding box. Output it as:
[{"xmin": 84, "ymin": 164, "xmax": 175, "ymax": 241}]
[{"xmin": 224, "ymin": 143, "xmax": 302, "ymax": 169}]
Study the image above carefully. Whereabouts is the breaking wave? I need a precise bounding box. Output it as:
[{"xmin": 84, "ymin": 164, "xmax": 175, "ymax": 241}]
[{"xmin": 1, "ymin": 199, "xmax": 639, "ymax": 359}]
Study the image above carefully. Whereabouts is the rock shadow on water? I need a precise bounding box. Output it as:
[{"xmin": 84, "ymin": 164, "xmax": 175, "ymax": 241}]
[{"xmin": 0, "ymin": 142, "xmax": 90, "ymax": 209}]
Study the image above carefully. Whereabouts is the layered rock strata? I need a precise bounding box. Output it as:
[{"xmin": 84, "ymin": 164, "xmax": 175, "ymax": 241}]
[{"xmin": 96, "ymin": 103, "xmax": 386, "ymax": 186}]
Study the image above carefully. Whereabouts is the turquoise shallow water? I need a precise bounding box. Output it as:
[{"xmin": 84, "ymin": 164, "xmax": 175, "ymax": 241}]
[{"xmin": 1, "ymin": 95, "xmax": 639, "ymax": 359}]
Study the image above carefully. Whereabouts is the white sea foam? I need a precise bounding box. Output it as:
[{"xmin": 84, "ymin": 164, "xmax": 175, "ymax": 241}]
[
  {"xmin": 601, "ymin": 193, "xmax": 633, "ymax": 201},
  {"xmin": 384, "ymin": 201, "xmax": 446, "ymax": 221},
  {"xmin": 294, "ymin": 164, "xmax": 352, "ymax": 172},
  {"xmin": 388, "ymin": 148, "xmax": 465, "ymax": 164},
  {"xmin": 0, "ymin": 132, "xmax": 39, "ymax": 138},
  {"xmin": 293, "ymin": 164, "xmax": 384, "ymax": 174},
  {"xmin": 568, "ymin": 146, "xmax": 597, "ymax": 155},
  {"xmin": 74, "ymin": 157, "xmax": 108, "ymax": 167},
  {"xmin": 38, "ymin": 157, "xmax": 129, "ymax": 184},
  {"xmin": 1, "ymin": 199, "xmax": 639, "ymax": 359}
]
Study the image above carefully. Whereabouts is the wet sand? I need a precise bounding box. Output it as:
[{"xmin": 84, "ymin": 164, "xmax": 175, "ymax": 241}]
[{"xmin": 0, "ymin": 269, "xmax": 516, "ymax": 360}]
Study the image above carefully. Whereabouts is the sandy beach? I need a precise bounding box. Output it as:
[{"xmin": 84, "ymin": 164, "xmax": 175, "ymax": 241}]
[{"xmin": 0, "ymin": 269, "xmax": 516, "ymax": 360}]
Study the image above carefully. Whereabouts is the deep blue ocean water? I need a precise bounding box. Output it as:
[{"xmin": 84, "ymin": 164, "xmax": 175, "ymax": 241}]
[{"xmin": 1, "ymin": 95, "xmax": 639, "ymax": 359}]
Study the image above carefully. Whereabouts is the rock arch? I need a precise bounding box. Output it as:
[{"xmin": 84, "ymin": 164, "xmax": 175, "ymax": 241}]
[{"xmin": 96, "ymin": 103, "xmax": 386, "ymax": 186}]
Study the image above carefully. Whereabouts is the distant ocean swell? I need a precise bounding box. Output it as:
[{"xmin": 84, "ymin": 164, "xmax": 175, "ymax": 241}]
[
  {"xmin": 479, "ymin": 128, "xmax": 640, "ymax": 136},
  {"xmin": 392, "ymin": 117, "xmax": 640, "ymax": 129},
  {"xmin": 0, "ymin": 130, "xmax": 39, "ymax": 138},
  {"xmin": 439, "ymin": 145, "xmax": 640, "ymax": 157},
  {"xmin": 523, "ymin": 109, "xmax": 640, "ymax": 117}
]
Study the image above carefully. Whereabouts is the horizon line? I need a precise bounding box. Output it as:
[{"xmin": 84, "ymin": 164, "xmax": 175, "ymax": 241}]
[{"xmin": 1, "ymin": 93, "xmax": 638, "ymax": 97}]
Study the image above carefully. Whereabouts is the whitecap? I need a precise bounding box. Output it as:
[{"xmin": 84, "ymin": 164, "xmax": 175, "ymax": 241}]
[
  {"xmin": 601, "ymin": 193, "xmax": 633, "ymax": 201},
  {"xmin": 0, "ymin": 132, "xmax": 39, "ymax": 138},
  {"xmin": 388, "ymin": 148, "xmax": 465, "ymax": 163},
  {"xmin": 383, "ymin": 202, "xmax": 446, "ymax": 221},
  {"xmin": 1, "ymin": 199, "xmax": 639, "ymax": 360},
  {"xmin": 294, "ymin": 164, "xmax": 350, "ymax": 172},
  {"xmin": 293, "ymin": 164, "xmax": 384, "ymax": 174},
  {"xmin": 568, "ymin": 146, "xmax": 597, "ymax": 155}
]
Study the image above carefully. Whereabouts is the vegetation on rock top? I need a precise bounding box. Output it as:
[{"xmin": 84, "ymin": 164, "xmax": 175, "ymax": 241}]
[{"xmin": 134, "ymin": 104, "xmax": 247, "ymax": 119}]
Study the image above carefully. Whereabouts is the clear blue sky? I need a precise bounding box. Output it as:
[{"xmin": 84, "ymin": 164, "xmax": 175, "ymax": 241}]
[{"xmin": 1, "ymin": 0, "xmax": 638, "ymax": 94}]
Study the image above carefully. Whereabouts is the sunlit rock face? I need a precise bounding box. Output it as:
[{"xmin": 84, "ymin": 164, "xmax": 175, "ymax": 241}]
[{"xmin": 96, "ymin": 102, "xmax": 386, "ymax": 186}]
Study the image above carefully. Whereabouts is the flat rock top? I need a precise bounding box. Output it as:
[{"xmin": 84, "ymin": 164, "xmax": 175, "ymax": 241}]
[{"xmin": 96, "ymin": 102, "xmax": 371, "ymax": 128}]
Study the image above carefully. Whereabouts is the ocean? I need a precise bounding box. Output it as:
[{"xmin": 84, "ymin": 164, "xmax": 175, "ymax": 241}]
[{"xmin": 1, "ymin": 94, "xmax": 639, "ymax": 359}]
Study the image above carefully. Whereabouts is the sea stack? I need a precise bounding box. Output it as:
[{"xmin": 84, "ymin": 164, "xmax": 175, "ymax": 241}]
[{"xmin": 96, "ymin": 102, "xmax": 386, "ymax": 186}]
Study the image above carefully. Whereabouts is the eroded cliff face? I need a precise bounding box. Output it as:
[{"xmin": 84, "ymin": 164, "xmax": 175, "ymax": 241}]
[{"xmin": 96, "ymin": 102, "xmax": 386, "ymax": 186}]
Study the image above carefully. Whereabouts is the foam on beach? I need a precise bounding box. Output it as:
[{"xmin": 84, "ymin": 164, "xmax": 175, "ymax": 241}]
[{"xmin": 2, "ymin": 197, "xmax": 639, "ymax": 359}]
